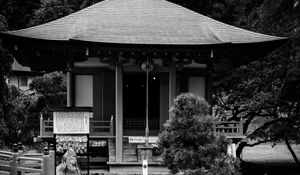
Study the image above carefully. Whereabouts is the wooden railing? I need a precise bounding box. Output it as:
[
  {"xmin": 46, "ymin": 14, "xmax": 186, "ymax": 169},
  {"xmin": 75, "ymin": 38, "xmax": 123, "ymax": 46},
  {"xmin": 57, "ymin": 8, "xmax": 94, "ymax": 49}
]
[
  {"xmin": 39, "ymin": 113, "xmax": 114, "ymax": 137},
  {"xmin": 124, "ymin": 118, "xmax": 160, "ymax": 130},
  {"xmin": 213, "ymin": 121, "xmax": 244, "ymax": 138},
  {"xmin": 40, "ymin": 114, "xmax": 53, "ymax": 137},
  {"xmin": 0, "ymin": 144, "xmax": 54, "ymax": 175},
  {"xmin": 39, "ymin": 111, "xmax": 244, "ymax": 138},
  {"xmin": 90, "ymin": 115, "xmax": 114, "ymax": 136}
]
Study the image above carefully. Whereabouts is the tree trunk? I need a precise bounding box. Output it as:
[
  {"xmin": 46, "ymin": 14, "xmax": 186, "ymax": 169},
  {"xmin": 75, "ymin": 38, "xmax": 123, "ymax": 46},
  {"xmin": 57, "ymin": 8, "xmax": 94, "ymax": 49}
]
[
  {"xmin": 236, "ymin": 142, "xmax": 247, "ymax": 159},
  {"xmin": 284, "ymin": 138, "xmax": 300, "ymax": 166}
]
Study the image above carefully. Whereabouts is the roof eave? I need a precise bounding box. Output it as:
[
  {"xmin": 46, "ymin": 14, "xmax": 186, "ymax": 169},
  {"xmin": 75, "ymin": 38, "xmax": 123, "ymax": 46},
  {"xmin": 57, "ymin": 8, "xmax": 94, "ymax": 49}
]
[
  {"xmin": 68, "ymin": 38, "xmax": 232, "ymax": 52},
  {"xmin": 0, "ymin": 31, "xmax": 69, "ymax": 44}
]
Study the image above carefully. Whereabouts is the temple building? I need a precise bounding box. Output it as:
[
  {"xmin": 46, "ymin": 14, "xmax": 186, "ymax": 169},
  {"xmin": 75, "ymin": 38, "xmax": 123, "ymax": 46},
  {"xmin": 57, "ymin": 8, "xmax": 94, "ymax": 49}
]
[
  {"xmin": 0, "ymin": 0, "xmax": 286, "ymax": 173},
  {"xmin": 7, "ymin": 58, "xmax": 43, "ymax": 93}
]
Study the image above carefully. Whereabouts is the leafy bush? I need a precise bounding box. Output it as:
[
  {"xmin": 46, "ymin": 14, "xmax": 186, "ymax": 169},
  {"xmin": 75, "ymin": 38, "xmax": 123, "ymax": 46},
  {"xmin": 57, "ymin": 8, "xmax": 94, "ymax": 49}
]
[
  {"xmin": 158, "ymin": 93, "xmax": 241, "ymax": 175},
  {"xmin": 0, "ymin": 72, "xmax": 66, "ymax": 146},
  {"xmin": 30, "ymin": 71, "xmax": 67, "ymax": 119},
  {"xmin": 2, "ymin": 86, "xmax": 41, "ymax": 145}
]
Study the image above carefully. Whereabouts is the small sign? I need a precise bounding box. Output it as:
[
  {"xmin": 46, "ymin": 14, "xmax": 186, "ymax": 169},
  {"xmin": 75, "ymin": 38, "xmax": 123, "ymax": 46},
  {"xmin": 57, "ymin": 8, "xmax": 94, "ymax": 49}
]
[
  {"xmin": 89, "ymin": 140, "xmax": 107, "ymax": 147},
  {"xmin": 128, "ymin": 137, "xmax": 158, "ymax": 143},
  {"xmin": 56, "ymin": 135, "xmax": 88, "ymax": 154},
  {"xmin": 53, "ymin": 112, "xmax": 90, "ymax": 134}
]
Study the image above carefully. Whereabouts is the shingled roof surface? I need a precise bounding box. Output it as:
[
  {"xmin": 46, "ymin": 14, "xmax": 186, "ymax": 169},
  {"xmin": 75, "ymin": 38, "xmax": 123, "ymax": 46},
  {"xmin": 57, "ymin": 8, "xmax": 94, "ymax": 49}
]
[{"xmin": 3, "ymin": 0, "xmax": 286, "ymax": 45}]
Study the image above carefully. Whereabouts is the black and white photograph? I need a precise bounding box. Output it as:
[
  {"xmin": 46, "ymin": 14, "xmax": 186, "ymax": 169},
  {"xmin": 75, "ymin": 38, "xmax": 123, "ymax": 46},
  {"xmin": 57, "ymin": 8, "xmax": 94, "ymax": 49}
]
[{"xmin": 0, "ymin": 0, "xmax": 299, "ymax": 174}]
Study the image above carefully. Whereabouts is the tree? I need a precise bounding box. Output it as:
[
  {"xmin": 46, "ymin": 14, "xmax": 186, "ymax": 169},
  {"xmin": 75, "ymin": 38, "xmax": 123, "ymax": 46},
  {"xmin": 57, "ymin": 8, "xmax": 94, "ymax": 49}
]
[
  {"xmin": 268, "ymin": 65, "xmax": 300, "ymax": 165},
  {"xmin": 0, "ymin": 85, "xmax": 19, "ymax": 145},
  {"xmin": 8, "ymin": 90, "xmax": 41, "ymax": 144},
  {"xmin": 28, "ymin": 0, "xmax": 103, "ymax": 26},
  {"xmin": 214, "ymin": 47, "xmax": 300, "ymax": 166},
  {"xmin": 213, "ymin": 0, "xmax": 300, "ymax": 165},
  {"xmin": 0, "ymin": 85, "xmax": 42, "ymax": 145},
  {"xmin": 0, "ymin": 0, "xmax": 41, "ymax": 30},
  {"xmin": 0, "ymin": 0, "xmax": 41, "ymax": 145},
  {"xmin": 30, "ymin": 71, "xmax": 67, "ymax": 118},
  {"xmin": 0, "ymin": 72, "xmax": 67, "ymax": 146},
  {"xmin": 167, "ymin": 0, "xmax": 261, "ymax": 26},
  {"xmin": 30, "ymin": 0, "xmax": 247, "ymax": 28},
  {"xmin": 30, "ymin": 71, "xmax": 67, "ymax": 106},
  {"xmin": 0, "ymin": 38, "xmax": 14, "ymax": 142},
  {"xmin": 28, "ymin": 0, "xmax": 76, "ymax": 26},
  {"xmin": 158, "ymin": 93, "xmax": 240, "ymax": 175}
]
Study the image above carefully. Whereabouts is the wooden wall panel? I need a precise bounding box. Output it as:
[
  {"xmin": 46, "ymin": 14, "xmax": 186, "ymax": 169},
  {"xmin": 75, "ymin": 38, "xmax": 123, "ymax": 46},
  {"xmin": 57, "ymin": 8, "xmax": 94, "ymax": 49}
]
[
  {"xmin": 160, "ymin": 73, "xmax": 169, "ymax": 131},
  {"xmin": 108, "ymin": 138, "xmax": 116, "ymax": 162},
  {"xmin": 122, "ymin": 141, "xmax": 138, "ymax": 162},
  {"xmin": 103, "ymin": 72, "xmax": 116, "ymax": 121}
]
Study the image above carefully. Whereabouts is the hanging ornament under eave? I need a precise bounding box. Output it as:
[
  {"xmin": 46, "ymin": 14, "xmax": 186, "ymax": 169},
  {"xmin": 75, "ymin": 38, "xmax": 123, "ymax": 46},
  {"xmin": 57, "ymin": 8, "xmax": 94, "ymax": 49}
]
[{"xmin": 141, "ymin": 59, "xmax": 154, "ymax": 72}]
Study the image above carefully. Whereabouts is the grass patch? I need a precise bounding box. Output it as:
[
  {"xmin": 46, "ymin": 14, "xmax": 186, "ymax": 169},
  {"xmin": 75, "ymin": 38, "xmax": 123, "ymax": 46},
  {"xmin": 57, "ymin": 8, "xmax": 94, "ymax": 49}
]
[
  {"xmin": 241, "ymin": 143, "xmax": 300, "ymax": 175},
  {"xmin": 242, "ymin": 143, "xmax": 300, "ymax": 164}
]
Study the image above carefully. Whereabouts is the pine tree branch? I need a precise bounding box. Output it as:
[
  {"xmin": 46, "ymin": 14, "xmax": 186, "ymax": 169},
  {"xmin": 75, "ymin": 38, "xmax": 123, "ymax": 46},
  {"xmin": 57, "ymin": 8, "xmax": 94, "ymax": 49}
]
[
  {"xmin": 245, "ymin": 139, "xmax": 272, "ymax": 147},
  {"xmin": 243, "ymin": 114, "xmax": 256, "ymax": 134},
  {"xmin": 216, "ymin": 97, "xmax": 233, "ymax": 111},
  {"xmin": 249, "ymin": 118, "xmax": 283, "ymax": 136},
  {"xmin": 256, "ymin": 113, "xmax": 277, "ymax": 118}
]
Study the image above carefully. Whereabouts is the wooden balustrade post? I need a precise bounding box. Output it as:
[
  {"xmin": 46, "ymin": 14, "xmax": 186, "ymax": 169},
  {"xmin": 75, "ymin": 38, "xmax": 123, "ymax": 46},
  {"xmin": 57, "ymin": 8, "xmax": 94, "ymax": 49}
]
[
  {"xmin": 10, "ymin": 144, "xmax": 18, "ymax": 175},
  {"xmin": 10, "ymin": 154, "xmax": 18, "ymax": 175},
  {"xmin": 13, "ymin": 144, "xmax": 18, "ymax": 153},
  {"xmin": 42, "ymin": 146, "xmax": 50, "ymax": 175},
  {"xmin": 110, "ymin": 115, "xmax": 114, "ymax": 135},
  {"xmin": 40, "ymin": 113, "xmax": 43, "ymax": 136},
  {"xmin": 234, "ymin": 123, "xmax": 238, "ymax": 133},
  {"xmin": 48, "ymin": 144, "xmax": 55, "ymax": 175},
  {"xmin": 17, "ymin": 142, "xmax": 23, "ymax": 155},
  {"xmin": 17, "ymin": 142, "xmax": 24, "ymax": 175},
  {"xmin": 239, "ymin": 120, "xmax": 243, "ymax": 136},
  {"xmin": 43, "ymin": 155, "xmax": 50, "ymax": 175},
  {"xmin": 43, "ymin": 147, "xmax": 49, "ymax": 156}
]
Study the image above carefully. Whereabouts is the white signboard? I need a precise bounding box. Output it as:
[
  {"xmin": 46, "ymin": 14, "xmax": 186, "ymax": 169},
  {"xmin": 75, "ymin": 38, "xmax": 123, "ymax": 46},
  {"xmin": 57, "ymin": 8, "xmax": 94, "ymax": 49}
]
[
  {"xmin": 128, "ymin": 137, "xmax": 158, "ymax": 143},
  {"xmin": 53, "ymin": 112, "xmax": 90, "ymax": 134}
]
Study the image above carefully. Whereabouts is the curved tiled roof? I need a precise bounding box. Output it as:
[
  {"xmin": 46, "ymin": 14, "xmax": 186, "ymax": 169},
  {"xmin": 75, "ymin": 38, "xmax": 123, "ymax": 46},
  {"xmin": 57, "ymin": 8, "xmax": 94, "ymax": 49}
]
[{"xmin": 2, "ymin": 0, "xmax": 286, "ymax": 45}]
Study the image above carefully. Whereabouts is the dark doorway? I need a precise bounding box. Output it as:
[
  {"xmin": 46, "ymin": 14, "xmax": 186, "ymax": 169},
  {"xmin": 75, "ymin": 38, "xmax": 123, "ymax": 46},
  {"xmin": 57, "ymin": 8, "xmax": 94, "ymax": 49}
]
[{"xmin": 123, "ymin": 73, "xmax": 160, "ymax": 132}]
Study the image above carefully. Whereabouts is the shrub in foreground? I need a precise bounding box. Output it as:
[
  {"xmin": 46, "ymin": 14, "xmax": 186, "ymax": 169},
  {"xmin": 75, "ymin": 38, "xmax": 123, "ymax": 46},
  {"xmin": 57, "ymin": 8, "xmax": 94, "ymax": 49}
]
[{"xmin": 158, "ymin": 93, "xmax": 241, "ymax": 175}]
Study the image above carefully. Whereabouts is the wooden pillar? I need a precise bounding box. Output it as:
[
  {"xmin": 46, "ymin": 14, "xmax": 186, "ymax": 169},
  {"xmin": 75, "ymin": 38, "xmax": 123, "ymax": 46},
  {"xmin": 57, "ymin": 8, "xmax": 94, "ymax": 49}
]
[
  {"xmin": 67, "ymin": 65, "xmax": 74, "ymax": 107},
  {"xmin": 169, "ymin": 67, "xmax": 176, "ymax": 119},
  {"xmin": 205, "ymin": 50, "xmax": 213, "ymax": 104},
  {"xmin": 67, "ymin": 71, "xmax": 71, "ymax": 107},
  {"xmin": 115, "ymin": 65, "xmax": 123, "ymax": 162}
]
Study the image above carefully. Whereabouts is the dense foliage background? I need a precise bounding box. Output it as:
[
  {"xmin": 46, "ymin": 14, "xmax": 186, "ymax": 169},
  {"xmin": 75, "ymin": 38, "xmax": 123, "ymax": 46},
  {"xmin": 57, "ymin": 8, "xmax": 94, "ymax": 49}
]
[{"xmin": 0, "ymin": 72, "xmax": 66, "ymax": 146}]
